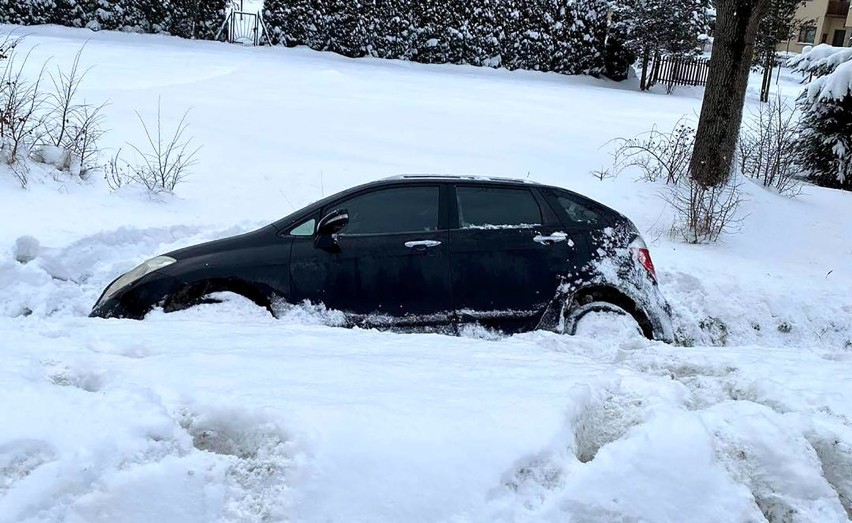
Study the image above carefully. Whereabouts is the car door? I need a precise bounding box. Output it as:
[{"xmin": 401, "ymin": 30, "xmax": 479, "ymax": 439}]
[
  {"xmin": 288, "ymin": 184, "xmax": 452, "ymax": 325},
  {"xmin": 448, "ymin": 184, "xmax": 586, "ymax": 322}
]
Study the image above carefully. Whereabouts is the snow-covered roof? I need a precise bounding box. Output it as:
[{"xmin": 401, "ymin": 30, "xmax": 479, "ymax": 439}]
[{"xmin": 382, "ymin": 174, "xmax": 540, "ymax": 184}]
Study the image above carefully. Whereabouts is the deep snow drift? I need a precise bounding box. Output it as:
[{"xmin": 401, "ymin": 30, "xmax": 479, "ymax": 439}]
[{"xmin": 1, "ymin": 25, "xmax": 851, "ymax": 523}]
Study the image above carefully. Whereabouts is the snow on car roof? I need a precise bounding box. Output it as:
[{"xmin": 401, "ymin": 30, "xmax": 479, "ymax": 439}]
[{"xmin": 382, "ymin": 174, "xmax": 541, "ymax": 184}]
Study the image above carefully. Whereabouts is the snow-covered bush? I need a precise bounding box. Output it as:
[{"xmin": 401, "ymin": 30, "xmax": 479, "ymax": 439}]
[
  {"xmin": 117, "ymin": 0, "xmax": 170, "ymax": 34},
  {"xmin": 2, "ymin": 40, "xmax": 106, "ymax": 186},
  {"xmin": 460, "ymin": 0, "xmax": 505, "ymax": 67},
  {"xmin": 264, "ymin": 0, "xmax": 610, "ymax": 77},
  {"xmin": 0, "ymin": 0, "xmax": 28, "ymax": 25},
  {"xmin": 738, "ymin": 95, "xmax": 801, "ymax": 196},
  {"xmin": 0, "ymin": 37, "xmax": 46, "ymax": 187},
  {"xmin": 2, "ymin": 41, "xmax": 195, "ymax": 194},
  {"xmin": 318, "ymin": 0, "xmax": 370, "ymax": 58},
  {"xmin": 2, "ymin": 0, "xmax": 227, "ymax": 40},
  {"xmin": 367, "ymin": 0, "xmax": 416, "ymax": 60},
  {"xmin": 168, "ymin": 0, "xmax": 227, "ymax": 40},
  {"xmin": 39, "ymin": 47, "xmax": 107, "ymax": 179},
  {"xmin": 789, "ymin": 45, "xmax": 852, "ymax": 191},
  {"xmin": 408, "ymin": 0, "xmax": 464, "ymax": 65},
  {"xmin": 264, "ymin": 0, "xmax": 321, "ymax": 49}
]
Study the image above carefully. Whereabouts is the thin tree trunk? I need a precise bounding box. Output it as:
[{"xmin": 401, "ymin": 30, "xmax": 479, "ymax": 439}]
[
  {"xmin": 689, "ymin": 0, "xmax": 769, "ymax": 187},
  {"xmin": 639, "ymin": 47, "xmax": 650, "ymax": 91},
  {"xmin": 760, "ymin": 50, "xmax": 773, "ymax": 103},
  {"xmin": 650, "ymin": 48, "xmax": 662, "ymax": 88}
]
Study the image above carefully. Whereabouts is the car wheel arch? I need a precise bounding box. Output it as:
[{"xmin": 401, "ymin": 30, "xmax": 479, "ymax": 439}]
[
  {"xmin": 163, "ymin": 278, "xmax": 275, "ymax": 316},
  {"xmin": 562, "ymin": 284, "xmax": 654, "ymax": 340}
]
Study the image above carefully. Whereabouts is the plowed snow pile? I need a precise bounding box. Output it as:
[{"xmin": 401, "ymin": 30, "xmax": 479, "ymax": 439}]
[{"xmin": 1, "ymin": 25, "xmax": 851, "ymax": 523}]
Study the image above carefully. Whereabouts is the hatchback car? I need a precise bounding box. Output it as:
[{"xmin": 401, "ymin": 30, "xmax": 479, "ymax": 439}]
[{"xmin": 90, "ymin": 175, "xmax": 673, "ymax": 341}]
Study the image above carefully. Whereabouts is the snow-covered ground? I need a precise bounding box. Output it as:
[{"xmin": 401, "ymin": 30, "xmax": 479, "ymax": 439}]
[{"xmin": 1, "ymin": 25, "xmax": 851, "ymax": 523}]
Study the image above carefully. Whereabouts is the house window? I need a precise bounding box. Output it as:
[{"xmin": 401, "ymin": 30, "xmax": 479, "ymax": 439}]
[{"xmin": 798, "ymin": 26, "xmax": 817, "ymax": 43}]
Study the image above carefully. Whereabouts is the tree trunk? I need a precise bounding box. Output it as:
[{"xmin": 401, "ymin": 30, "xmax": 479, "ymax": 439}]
[
  {"xmin": 639, "ymin": 47, "xmax": 650, "ymax": 91},
  {"xmin": 651, "ymin": 48, "xmax": 662, "ymax": 89},
  {"xmin": 760, "ymin": 50, "xmax": 773, "ymax": 103},
  {"xmin": 689, "ymin": 0, "xmax": 769, "ymax": 187}
]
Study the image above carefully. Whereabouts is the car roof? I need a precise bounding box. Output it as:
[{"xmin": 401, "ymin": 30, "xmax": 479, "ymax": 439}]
[
  {"xmin": 271, "ymin": 174, "xmax": 561, "ymax": 231},
  {"xmin": 381, "ymin": 174, "xmax": 542, "ymax": 186}
]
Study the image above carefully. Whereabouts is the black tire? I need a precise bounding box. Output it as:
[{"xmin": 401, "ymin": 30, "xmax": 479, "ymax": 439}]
[
  {"xmin": 564, "ymin": 300, "xmax": 644, "ymax": 338},
  {"xmin": 163, "ymin": 282, "xmax": 273, "ymax": 316}
]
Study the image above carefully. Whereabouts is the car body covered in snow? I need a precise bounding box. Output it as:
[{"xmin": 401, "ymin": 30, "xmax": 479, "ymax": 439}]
[{"xmin": 90, "ymin": 175, "xmax": 673, "ymax": 341}]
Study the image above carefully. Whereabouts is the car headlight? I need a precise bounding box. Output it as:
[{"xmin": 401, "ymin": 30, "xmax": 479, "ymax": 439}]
[{"xmin": 102, "ymin": 256, "xmax": 176, "ymax": 300}]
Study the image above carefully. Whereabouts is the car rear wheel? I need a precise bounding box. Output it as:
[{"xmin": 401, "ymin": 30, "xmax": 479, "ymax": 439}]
[{"xmin": 564, "ymin": 301, "xmax": 644, "ymax": 340}]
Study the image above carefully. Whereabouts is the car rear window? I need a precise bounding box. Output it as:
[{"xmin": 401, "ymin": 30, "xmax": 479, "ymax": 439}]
[
  {"xmin": 456, "ymin": 186, "xmax": 542, "ymax": 229},
  {"xmin": 331, "ymin": 186, "xmax": 439, "ymax": 235},
  {"xmin": 555, "ymin": 194, "xmax": 603, "ymax": 226}
]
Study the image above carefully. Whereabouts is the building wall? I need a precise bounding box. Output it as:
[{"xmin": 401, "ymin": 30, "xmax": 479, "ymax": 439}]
[
  {"xmin": 822, "ymin": 16, "xmax": 850, "ymax": 46},
  {"xmin": 777, "ymin": 0, "xmax": 852, "ymax": 52}
]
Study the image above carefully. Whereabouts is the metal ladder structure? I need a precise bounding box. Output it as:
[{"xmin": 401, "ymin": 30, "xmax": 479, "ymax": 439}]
[{"xmin": 216, "ymin": 0, "xmax": 272, "ymax": 46}]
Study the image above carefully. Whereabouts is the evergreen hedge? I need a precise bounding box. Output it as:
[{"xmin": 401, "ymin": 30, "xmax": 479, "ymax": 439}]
[
  {"xmin": 3, "ymin": 0, "xmax": 618, "ymax": 78},
  {"xmin": 1, "ymin": 0, "xmax": 226, "ymax": 40},
  {"xmin": 263, "ymin": 0, "xmax": 611, "ymax": 76}
]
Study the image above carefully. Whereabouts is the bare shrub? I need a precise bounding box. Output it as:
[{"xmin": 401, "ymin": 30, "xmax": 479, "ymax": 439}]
[
  {"xmin": 600, "ymin": 117, "xmax": 745, "ymax": 244},
  {"xmin": 666, "ymin": 176, "xmax": 746, "ymax": 244},
  {"xmin": 606, "ymin": 118, "xmax": 695, "ymax": 184},
  {"xmin": 0, "ymin": 34, "xmax": 17, "ymax": 61},
  {"xmin": 738, "ymin": 95, "xmax": 802, "ymax": 196},
  {"xmin": 1, "ymin": 38, "xmax": 106, "ymax": 185},
  {"xmin": 66, "ymin": 103, "xmax": 107, "ymax": 178},
  {"xmin": 590, "ymin": 167, "xmax": 615, "ymax": 181},
  {"xmin": 104, "ymin": 148, "xmax": 131, "ymax": 191},
  {"xmin": 0, "ymin": 41, "xmax": 48, "ymax": 187},
  {"xmin": 41, "ymin": 45, "xmax": 107, "ymax": 179},
  {"xmin": 121, "ymin": 100, "xmax": 199, "ymax": 194}
]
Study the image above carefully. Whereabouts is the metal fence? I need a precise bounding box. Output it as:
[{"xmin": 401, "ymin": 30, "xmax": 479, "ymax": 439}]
[
  {"xmin": 215, "ymin": 0, "xmax": 271, "ymax": 46},
  {"xmin": 647, "ymin": 55, "xmax": 711, "ymax": 90}
]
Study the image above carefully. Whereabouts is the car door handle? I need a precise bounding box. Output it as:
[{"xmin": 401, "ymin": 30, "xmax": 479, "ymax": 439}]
[
  {"xmin": 404, "ymin": 240, "xmax": 442, "ymax": 249},
  {"xmin": 533, "ymin": 232, "xmax": 568, "ymax": 245}
]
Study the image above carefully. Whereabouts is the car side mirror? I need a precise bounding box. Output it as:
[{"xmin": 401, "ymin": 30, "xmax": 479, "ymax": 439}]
[
  {"xmin": 314, "ymin": 209, "xmax": 348, "ymax": 252},
  {"xmin": 316, "ymin": 209, "xmax": 349, "ymax": 235}
]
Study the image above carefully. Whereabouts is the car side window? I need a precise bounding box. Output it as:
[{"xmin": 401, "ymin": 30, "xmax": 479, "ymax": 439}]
[
  {"xmin": 456, "ymin": 186, "xmax": 542, "ymax": 229},
  {"xmin": 288, "ymin": 217, "xmax": 316, "ymax": 236},
  {"xmin": 555, "ymin": 193, "xmax": 602, "ymax": 226},
  {"xmin": 331, "ymin": 186, "xmax": 440, "ymax": 235}
]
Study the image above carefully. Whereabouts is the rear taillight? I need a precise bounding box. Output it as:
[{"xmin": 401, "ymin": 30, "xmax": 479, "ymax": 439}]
[{"xmin": 629, "ymin": 237, "xmax": 657, "ymax": 282}]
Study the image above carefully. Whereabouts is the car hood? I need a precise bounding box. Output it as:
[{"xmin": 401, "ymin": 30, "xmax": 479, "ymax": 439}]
[{"xmin": 163, "ymin": 225, "xmax": 279, "ymax": 261}]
